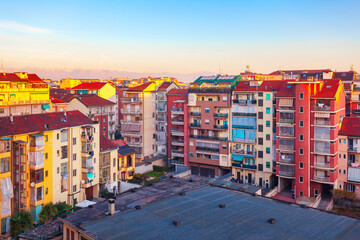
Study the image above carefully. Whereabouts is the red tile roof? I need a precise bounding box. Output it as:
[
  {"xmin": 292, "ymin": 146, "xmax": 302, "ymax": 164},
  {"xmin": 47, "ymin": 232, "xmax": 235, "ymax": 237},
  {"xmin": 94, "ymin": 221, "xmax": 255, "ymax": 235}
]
[
  {"xmin": 50, "ymin": 96, "xmax": 65, "ymax": 103},
  {"xmin": 275, "ymin": 83, "xmax": 295, "ymax": 98},
  {"xmin": 339, "ymin": 117, "xmax": 360, "ymax": 137},
  {"xmin": 233, "ymin": 81, "xmax": 285, "ymax": 92},
  {"xmin": 158, "ymin": 81, "xmax": 172, "ymax": 90},
  {"xmin": 27, "ymin": 74, "xmax": 43, "ymax": 82},
  {"xmin": 167, "ymin": 88, "xmax": 188, "ymax": 95},
  {"xmin": 127, "ymin": 82, "xmax": 153, "ymax": 92},
  {"xmin": 269, "ymin": 69, "xmax": 332, "ymax": 75},
  {"xmin": 333, "ymin": 71, "xmax": 356, "ymax": 81},
  {"xmin": 100, "ymin": 135, "xmax": 118, "ymax": 152},
  {"xmin": 113, "ymin": 139, "xmax": 136, "ymax": 157},
  {"xmin": 0, "ymin": 111, "xmax": 94, "ymax": 137},
  {"xmin": 74, "ymin": 94, "xmax": 115, "ymax": 107},
  {"xmin": 112, "ymin": 139, "xmax": 127, "ymax": 147},
  {"xmin": 312, "ymin": 79, "xmax": 340, "ymax": 99},
  {"xmin": 0, "ymin": 73, "xmax": 27, "ymax": 82},
  {"xmin": 72, "ymin": 82, "xmax": 107, "ymax": 90}
]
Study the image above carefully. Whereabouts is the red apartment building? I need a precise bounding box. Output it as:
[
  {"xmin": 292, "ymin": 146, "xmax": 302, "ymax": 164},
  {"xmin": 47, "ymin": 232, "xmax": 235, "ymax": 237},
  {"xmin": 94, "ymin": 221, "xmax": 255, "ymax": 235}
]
[
  {"xmin": 275, "ymin": 79, "xmax": 345, "ymax": 203},
  {"xmin": 167, "ymin": 89, "xmax": 188, "ymax": 167}
]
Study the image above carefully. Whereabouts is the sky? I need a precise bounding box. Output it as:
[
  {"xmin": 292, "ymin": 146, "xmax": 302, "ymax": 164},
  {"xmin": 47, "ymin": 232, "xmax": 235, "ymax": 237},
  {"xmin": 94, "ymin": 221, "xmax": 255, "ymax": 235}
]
[{"xmin": 0, "ymin": 0, "xmax": 360, "ymax": 81}]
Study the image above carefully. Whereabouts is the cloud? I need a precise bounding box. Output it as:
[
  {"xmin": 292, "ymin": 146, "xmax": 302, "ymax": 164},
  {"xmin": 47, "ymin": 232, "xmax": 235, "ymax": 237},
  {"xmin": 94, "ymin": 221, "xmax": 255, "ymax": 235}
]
[{"xmin": 0, "ymin": 20, "xmax": 52, "ymax": 34}]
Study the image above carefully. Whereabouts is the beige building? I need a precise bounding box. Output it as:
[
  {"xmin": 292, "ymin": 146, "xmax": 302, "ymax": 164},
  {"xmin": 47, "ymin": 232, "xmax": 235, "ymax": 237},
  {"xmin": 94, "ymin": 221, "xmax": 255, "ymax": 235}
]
[{"xmin": 99, "ymin": 135, "xmax": 118, "ymax": 193}]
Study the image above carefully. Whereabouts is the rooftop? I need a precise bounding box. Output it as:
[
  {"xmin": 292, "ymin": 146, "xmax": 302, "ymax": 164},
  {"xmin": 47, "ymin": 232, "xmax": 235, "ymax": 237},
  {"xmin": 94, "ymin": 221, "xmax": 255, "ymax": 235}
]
[
  {"xmin": 312, "ymin": 79, "xmax": 341, "ymax": 99},
  {"xmin": 269, "ymin": 69, "xmax": 332, "ymax": 75},
  {"xmin": 100, "ymin": 135, "xmax": 118, "ymax": 152},
  {"xmin": 71, "ymin": 82, "xmax": 107, "ymax": 90},
  {"xmin": 157, "ymin": 81, "xmax": 172, "ymax": 90},
  {"xmin": 127, "ymin": 82, "xmax": 153, "ymax": 92},
  {"xmin": 76, "ymin": 184, "xmax": 360, "ymax": 240},
  {"xmin": 113, "ymin": 139, "xmax": 136, "ymax": 157},
  {"xmin": 73, "ymin": 94, "xmax": 115, "ymax": 107},
  {"xmin": 339, "ymin": 117, "xmax": 360, "ymax": 137},
  {"xmin": 0, "ymin": 111, "xmax": 94, "ymax": 137},
  {"xmin": 167, "ymin": 88, "xmax": 188, "ymax": 95}
]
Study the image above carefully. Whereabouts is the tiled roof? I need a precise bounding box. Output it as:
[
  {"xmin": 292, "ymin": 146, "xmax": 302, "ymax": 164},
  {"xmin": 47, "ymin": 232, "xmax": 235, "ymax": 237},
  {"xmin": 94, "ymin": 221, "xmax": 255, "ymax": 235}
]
[
  {"xmin": 0, "ymin": 111, "xmax": 94, "ymax": 137},
  {"xmin": 127, "ymin": 82, "xmax": 153, "ymax": 92},
  {"xmin": 0, "ymin": 73, "xmax": 31, "ymax": 82},
  {"xmin": 27, "ymin": 74, "xmax": 43, "ymax": 82},
  {"xmin": 113, "ymin": 139, "xmax": 135, "ymax": 157},
  {"xmin": 269, "ymin": 69, "xmax": 332, "ymax": 75},
  {"xmin": 333, "ymin": 71, "xmax": 356, "ymax": 81},
  {"xmin": 167, "ymin": 88, "xmax": 188, "ymax": 95},
  {"xmin": 275, "ymin": 83, "xmax": 295, "ymax": 98},
  {"xmin": 100, "ymin": 135, "xmax": 118, "ymax": 152},
  {"xmin": 312, "ymin": 79, "xmax": 340, "ymax": 99},
  {"xmin": 71, "ymin": 82, "xmax": 107, "ymax": 90},
  {"xmin": 158, "ymin": 81, "xmax": 171, "ymax": 90},
  {"xmin": 339, "ymin": 117, "xmax": 360, "ymax": 137},
  {"xmin": 50, "ymin": 96, "xmax": 65, "ymax": 103},
  {"xmin": 74, "ymin": 94, "xmax": 115, "ymax": 107},
  {"xmin": 233, "ymin": 81, "xmax": 285, "ymax": 92}
]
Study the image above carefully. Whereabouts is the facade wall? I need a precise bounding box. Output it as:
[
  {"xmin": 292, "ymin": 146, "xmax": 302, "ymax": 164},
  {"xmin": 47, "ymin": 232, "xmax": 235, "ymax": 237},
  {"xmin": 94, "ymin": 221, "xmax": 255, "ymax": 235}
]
[{"xmin": 143, "ymin": 91, "xmax": 156, "ymax": 159}]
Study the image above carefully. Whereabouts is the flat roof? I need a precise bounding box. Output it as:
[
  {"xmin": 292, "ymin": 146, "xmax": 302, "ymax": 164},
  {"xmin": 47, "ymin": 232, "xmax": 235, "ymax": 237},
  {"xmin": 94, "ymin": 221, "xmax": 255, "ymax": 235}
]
[{"xmin": 81, "ymin": 186, "xmax": 360, "ymax": 240}]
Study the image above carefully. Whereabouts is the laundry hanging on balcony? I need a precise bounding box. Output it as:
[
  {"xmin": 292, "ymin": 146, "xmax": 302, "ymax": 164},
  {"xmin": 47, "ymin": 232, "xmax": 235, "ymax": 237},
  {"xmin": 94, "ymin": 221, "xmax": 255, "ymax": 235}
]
[
  {"xmin": 87, "ymin": 172, "xmax": 94, "ymax": 181},
  {"xmin": 1, "ymin": 178, "xmax": 14, "ymax": 217},
  {"xmin": 29, "ymin": 151, "xmax": 44, "ymax": 168}
]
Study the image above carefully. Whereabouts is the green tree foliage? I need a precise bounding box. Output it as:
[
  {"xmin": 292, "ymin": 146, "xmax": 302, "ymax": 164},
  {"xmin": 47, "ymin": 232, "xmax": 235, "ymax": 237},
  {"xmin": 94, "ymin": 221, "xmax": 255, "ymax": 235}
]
[
  {"xmin": 39, "ymin": 203, "xmax": 58, "ymax": 222},
  {"xmin": 10, "ymin": 210, "xmax": 32, "ymax": 236}
]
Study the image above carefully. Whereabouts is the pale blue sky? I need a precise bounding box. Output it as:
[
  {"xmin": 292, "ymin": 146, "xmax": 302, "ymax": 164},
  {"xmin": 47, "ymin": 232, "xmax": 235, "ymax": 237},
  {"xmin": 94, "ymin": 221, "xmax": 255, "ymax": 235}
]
[{"xmin": 0, "ymin": 0, "xmax": 359, "ymax": 77}]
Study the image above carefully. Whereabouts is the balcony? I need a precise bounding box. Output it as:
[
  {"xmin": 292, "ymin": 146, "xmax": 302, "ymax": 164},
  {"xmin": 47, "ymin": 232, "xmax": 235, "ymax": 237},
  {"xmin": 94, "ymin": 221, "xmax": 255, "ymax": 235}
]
[
  {"xmin": 278, "ymin": 154, "xmax": 295, "ymax": 164},
  {"xmin": 122, "ymin": 97, "xmax": 143, "ymax": 103},
  {"xmin": 278, "ymin": 141, "xmax": 294, "ymax": 151},
  {"xmin": 156, "ymin": 139, "xmax": 166, "ymax": 144},
  {"xmin": 171, "ymin": 140, "xmax": 185, "ymax": 146},
  {"xmin": 189, "ymin": 135, "xmax": 228, "ymax": 141},
  {"xmin": 171, "ymin": 118, "xmax": 184, "ymax": 125},
  {"xmin": 278, "ymin": 129, "xmax": 294, "ymax": 137},
  {"xmin": 81, "ymin": 133, "xmax": 94, "ymax": 142},
  {"xmin": 354, "ymin": 109, "xmax": 360, "ymax": 114},
  {"xmin": 233, "ymin": 138, "xmax": 256, "ymax": 143},
  {"xmin": 277, "ymin": 106, "xmax": 294, "ymax": 111},
  {"xmin": 135, "ymin": 153, "xmax": 143, "ymax": 159},
  {"xmin": 214, "ymin": 113, "xmax": 228, "ymax": 118},
  {"xmin": 232, "ymin": 125, "xmax": 256, "ymax": 130},
  {"xmin": 313, "ymin": 176, "xmax": 331, "ymax": 183},
  {"xmin": 232, "ymin": 150, "xmax": 256, "ymax": 158},
  {"xmin": 313, "ymin": 162, "xmax": 331, "ymax": 169},
  {"xmin": 313, "ymin": 105, "xmax": 331, "ymax": 111},
  {"xmin": 313, "ymin": 134, "xmax": 331, "ymax": 141},
  {"xmin": 233, "ymin": 99, "xmax": 257, "ymax": 105},
  {"xmin": 232, "ymin": 162, "xmax": 257, "ymax": 170},
  {"xmin": 156, "ymin": 96, "xmax": 166, "ymax": 101},
  {"xmin": 314, "ymin": 119, "xmax": 331, "ymax": 126},
  {"xmin": 157, "ymin": 117, "xmax": 166, "ymax": 122},
  {"xmin": 82, "ymin": 142, "xmax": 93, "ymax": 153},
  {"xmin": 348, "ymin": 145, "xmax": 360, "ymax": 152},
  {"xmin": 196, "ymin": 146, "xmax": 220, "ymax": 153},
  {"xmin": 232, "ymin": 112, "xmax": 256, "ymax": 117},
  {"xmin": 171, "ymin": 129, "xmax": 184, "ymax": 136},
  {"xmin": 278, "ymin": 170, "xmax": 295, "ymax": 178},
  {"xmin": 121, "ymin": 131, "xmax": 141, "ymax": 137},
  {"xmin": 121, "ymin": 119, "xmax": 142, "ymax": 125},
  {"xmin": 278, "ymin": 118, "xmax": 294, "ymax": 124},
  {"xmin": 121, "ymin": 109, "xmax": 142, "ymax": 115},
  {"xmin": 190, "ymin": 112, "xmax": 201, "ymax": 117},
  {"xmin": 156, "ymin": 107, "xmax": 166, "ymax": 112},
  {"xmin": 127, "ymin": 141, "xmax": 143, "ymax": 147},
  {"xmin": 171, "ymin": 150, "xmax": 184, "ymax": 158},
  {"xmin": 190, "ymin": 123, "xmax": 201, "ymax": 128},
  {"xmin": 99, "ymin": 161, "xmax": 110, "ymax": 168},
  {"xmin": 214, "ymin": 125, "xmax": 228, "ymax": 130},
  {"xmin": 171, "ymin": 107, "xmax": 184, "ymax": 115}
]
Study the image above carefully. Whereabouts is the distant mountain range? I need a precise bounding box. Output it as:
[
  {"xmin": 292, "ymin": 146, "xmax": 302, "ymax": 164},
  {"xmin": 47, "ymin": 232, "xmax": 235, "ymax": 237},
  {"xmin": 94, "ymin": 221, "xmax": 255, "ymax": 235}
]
[{"xmin": 5, "ymin": 67, "xmax": 217, "ymax": 83}]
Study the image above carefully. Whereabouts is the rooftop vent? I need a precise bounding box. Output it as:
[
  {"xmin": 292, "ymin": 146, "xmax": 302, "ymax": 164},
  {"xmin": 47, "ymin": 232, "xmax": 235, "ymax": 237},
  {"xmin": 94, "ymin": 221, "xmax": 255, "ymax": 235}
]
[
  {"xmin": 135, "ymin": 205, "xmax": 142, "ymax": 210},
  {"xmin": 268, "ymin": 218, "xmax": 276, "ymax": 224},
  {"xmin": 173, "ymin": 220, "xmax": 181, "ymax": 226},
  {"xmin": 219, "ymin": 204, "xmax": 226, "ymax": 208}
]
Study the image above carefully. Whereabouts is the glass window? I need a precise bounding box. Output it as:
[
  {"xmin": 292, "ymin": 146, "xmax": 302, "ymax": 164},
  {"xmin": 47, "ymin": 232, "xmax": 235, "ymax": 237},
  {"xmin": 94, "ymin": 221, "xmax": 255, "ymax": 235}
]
[
  {"xmin": 266, "ymin": 94, "xmax": 270, "ymax": 100},
  {"xmin": 266, "ymin": 134, "xmax": 270, "ymax": 141},
  {"xmin": 266, "ymin": 162, "xmax": 270, "ymax": 168},
  {"xmin": 0, "ymin": 157, "xmax": 9, "ymax": 173},
  {"xmin": 61, "ymin": 146, "xmax": 68, "ymax": 159},
  {"xmin": 205, "ymin": 108, "xmax": 210, "ymax": 113},
  {"xmin": 266, "ymin": 147, "xmax": 270, "ymax": 154},
  {"xmin": 266, "ymin": 107, "xmax": 270, "ymax": 114},
  {"xmin": 266, "ymin": 121, "xmax": 270, "ymax": 127}
]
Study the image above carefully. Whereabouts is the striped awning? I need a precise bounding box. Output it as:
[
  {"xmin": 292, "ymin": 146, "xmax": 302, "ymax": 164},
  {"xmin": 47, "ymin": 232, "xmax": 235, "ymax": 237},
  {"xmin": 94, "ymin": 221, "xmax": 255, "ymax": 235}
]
[
  {"xmin": 279, "ymin": 99, "xmax": 293, "ymax": 107},
  {"xmin": 314, "ymin": 112, "xmax": 330, "ymax": 118}
]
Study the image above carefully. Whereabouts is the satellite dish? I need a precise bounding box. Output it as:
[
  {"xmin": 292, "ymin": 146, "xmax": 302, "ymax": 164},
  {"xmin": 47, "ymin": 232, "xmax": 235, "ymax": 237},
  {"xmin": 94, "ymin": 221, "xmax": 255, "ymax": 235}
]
[
  {"xmin": 81, "ymin": 180, "xmax": 85, "ymax": 184},
  {"xmin": 30, "ymin": 182, "xmax": 35, "ymax": 187}
]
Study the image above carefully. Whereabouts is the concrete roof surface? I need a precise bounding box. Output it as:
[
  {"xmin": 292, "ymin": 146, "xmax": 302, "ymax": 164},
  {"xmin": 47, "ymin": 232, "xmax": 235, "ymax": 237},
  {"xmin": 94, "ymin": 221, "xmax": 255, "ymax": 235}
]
[{"xmin": 82, "ymin": 186, "xmax": 360, "ymax": 240}]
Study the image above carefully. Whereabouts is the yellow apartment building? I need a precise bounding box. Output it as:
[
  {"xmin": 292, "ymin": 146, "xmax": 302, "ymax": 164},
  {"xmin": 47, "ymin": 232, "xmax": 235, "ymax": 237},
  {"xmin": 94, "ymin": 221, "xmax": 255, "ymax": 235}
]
[
  {"xmin": 99, "ymin": 136, "xmax": 118, "ymax": 193},
  {"xmin": 113, "ymin": 139, "xmax": 135, "ymax": 180}
]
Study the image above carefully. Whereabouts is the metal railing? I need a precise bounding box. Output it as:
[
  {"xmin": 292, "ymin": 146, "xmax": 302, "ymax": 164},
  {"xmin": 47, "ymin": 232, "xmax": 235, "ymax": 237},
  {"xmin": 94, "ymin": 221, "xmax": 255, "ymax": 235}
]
[
  {"xmin": 196, "ymin": 146, "xmax": 220, "ymax": 152},
  {"xmin": 190, "ymin": 112, "xmax": 201, "ymax": 117},
  {"xmin": 278, "ymin": 170, "xmax": 294, "ymax": 177},
  {"xmin": 214, "ymin": 113, "xmax": 228, "ymax": 118},
  {"xmin": 313, "ymin": 176, "xmax": 330, "ymax": 182},
  {"xmin": 189, "ymin": 135, "xmax": 228, "ymax": 141},
  {"xmin": 314, "ymin": 105, "xmax": 331, "ymax": 111},
  {"xmin": 190, "ymin": 123, "xmax": 201, "ymax": 128},
  {"xmin": 314, "ymin": 162, "xmax": 331, "ymax": 168}
]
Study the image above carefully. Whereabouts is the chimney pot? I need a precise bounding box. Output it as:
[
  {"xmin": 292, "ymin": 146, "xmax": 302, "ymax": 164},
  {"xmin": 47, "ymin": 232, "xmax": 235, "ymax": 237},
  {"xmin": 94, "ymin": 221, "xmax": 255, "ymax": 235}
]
[{"xmin": 108, "ymin": 199, "xmax": 115, "ymax": 215}]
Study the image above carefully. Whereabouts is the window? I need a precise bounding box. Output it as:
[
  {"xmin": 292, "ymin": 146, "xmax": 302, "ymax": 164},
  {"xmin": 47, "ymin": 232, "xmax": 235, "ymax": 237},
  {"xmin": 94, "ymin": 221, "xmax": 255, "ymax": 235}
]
[
  {"xmin": 205, "ymin": 108, "xmax": 210, "ymax": 113},
  {"xmin": 45, "ymin": 152, "xmax": 48, "ymax": 159},
  {"xmin": 299, "ymin": 177, "xmax": 303, "ymax": 183},
  {"xmin": 0, "ymin": 158, "xmax": 9, "ymax": 173},
  {"xmin": 344, "ymin": 169, "xmax": 346, "ymax": 174},
  {"xmin": 73, "ymin": 153, "xmax": 76, "ymax": 161},
  {"xmin": 266, "ymin": 147, "xmax": 270, "ymax": 154},
  {"xmin": 258, "ymin": 164, "xmax": 263, "ymax": 171},
  {"xmin": 300, "ymin": 135, "xmax": 304, "ymax": 141},
  {"xmin": 103, "ymin": 127, "xmax": 106, "ymax": 132},
  {"xmin": 258, "ymin": 138, "xmax": 263, "ymax": 145},
  {"xmin": 59, "ymin": 147, "xmax": 67, "ymax": 160},
  {"xmin": 339, "ymin": 184, "xmax": 342, "ymax": 189},
  {"xmin": 346, "ymin": 183, "xmax": 355, "ymax": 192},
  {"xmin": 61, "ymin": 131, "xmax": 68, "ymax": 142},
  {"xmin": 339, "ymin": 169, "xmax": 341, "ymax": 174},
  {"xmin": 300, "ymin": 121, "xmax": 304, "ymax": 127},
  {"xmin": 57, "ymin": 167, "xmax": 59, "ymax": 173},
  {"xmin": 0, "ymin": 108, "xmax": 4, "ymax": 114},
  {"xmin": 45, "ymin": 135, "xmax": 48, "ymax": 142},
  {"xmin": 30, "ymin": 169, "xmax": 44, "ymax": 183},
  {"xmin": 339, "ymin": 154, "xmax": 341, "ymax": 159},
  {"xmin": 266, "ymin": 162, "xmax": 270, "ymax": 168},
  {"xmin": 57, "ymin": 133, "xmax": 59, "ymax": 140},
  {"xmin": 266, "ymin": 121, "xmax": 270, "ymax": 127},
  {"xmin": 205, "ymin": 119, "xmax": 210, "ymax": 124},
  {"xmin": 266, "ymin": 134, "xmax": 270, "ymax": 141},
  {"xmin": 266, "ymin": 94, "xmax": 271, "ymax": 100},
  {"xmin": 344, "ymin": 154, "xmax": 346, "ymax": 159},
  {"xmin": 339, "ymin": 139, "xmax": 341, "ymax": 143},
  {"xmin": 73, "ymin": 138, "xmax": 76, "ymax": 145},
  {"xmin": 300, "ymin": 93, "xmax": 304, "ymax": 99},
  {"xmin": 103, "ymin": 118, "xmax": 106, "ymax": 123},
  {"xmin": 208, "ymin": 98, "xmax": 213, "ymax": 101},
  {"xmin": 258, "ymin": 151, "xmax": 263, "ymax": 158},
  {"xmin": 258, "ymin": 92, "xmax": 263, "ymax": 97},
  {"xmin": 344, "ymin": 139, "xmax": 346, "ymax": 144},
  {"xmin": 190, "ymin": 153, "xmax": 194, "ymax": 157},
  {"xmin": 258, "ymin": 99, "xmax": 263, "ymax": 107},
  {"xmin": 113, "ymin": 158, "xmax": 116, "ymax": 167},
  {"xmin": 258, "ymin": 112, "xmax": 263, "ymax": 119},
  {"xmin": 73, "ymin": 169, "xmax": 76, "ymax": 177},
  {"xmin": 299, "ymin": 191, "xmax": 303, "ymax": 196},
  {"xmin": 300, "ymin": 106, "xmax": 304, "ymax": 113},
  {"xmin": 300, "ymin": 162, "xmax": 303, "ymax": 169},
  {"xmin": 266, "ymin": 108, "xmax": 270, "ymax": 114},
  {"xmin": 222, "ymin": 96, "xmax": 227, "ymax": 101},
  {"xmin": 73, "ymin": 185, "xmax": 77, "ymax": 192},
  {"xmin": 300, "ymin": 149, "xmax": 304, "ymax": 155},
  {"xmin": 45, "ymin": 188, "xmax": 48, "ymax": 195},
  {"xmin": 258, "ymin": 125, "xmax": 263, "ymax": 132}
]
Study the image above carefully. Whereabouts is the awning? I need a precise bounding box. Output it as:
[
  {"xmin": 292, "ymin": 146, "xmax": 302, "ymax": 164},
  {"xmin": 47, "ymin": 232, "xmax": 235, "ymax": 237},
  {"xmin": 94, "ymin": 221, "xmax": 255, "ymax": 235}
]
[
  {"xmin": 348, "ymin": 167, "xmax": 360, "ymax": 183},
  {"xmin": 0, "ymin": 137, "xmax": 11, "ymax": 140},
  {"xmin": 31, "ymin": 134, "xmax": 44, "ymax": 137},
  {"xmin": 232, "ymin": 154, "xmax": 244, "ymax": 162},
  {"xmin": 279, "ymin": 99, "xmax": 293, "ymax": 107},
  {"xmin": 87, "ymin": 172, "xmax": 94, "ymax": 181},
  {"xmin": 41, "ymin": 104, "xmax": 50, "ymax": 109},
  {"xmin": 76, "ymin": 200, "xmax": 96, "ymax": 208},
  {"xmin": 314, "ymin": 112, "xmax": 330, "ymax": 118}
]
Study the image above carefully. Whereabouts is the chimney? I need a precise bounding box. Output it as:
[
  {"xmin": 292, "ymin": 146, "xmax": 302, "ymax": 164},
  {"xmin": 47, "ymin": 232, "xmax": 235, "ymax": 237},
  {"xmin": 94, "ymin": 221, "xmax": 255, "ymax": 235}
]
[
  {"xmin": 108, "ymin": 199, "xmax": 115, "ymax": 215},
  {"xmin": 10, "ymin": 114, "xmax": 13, "ymax": 123}
]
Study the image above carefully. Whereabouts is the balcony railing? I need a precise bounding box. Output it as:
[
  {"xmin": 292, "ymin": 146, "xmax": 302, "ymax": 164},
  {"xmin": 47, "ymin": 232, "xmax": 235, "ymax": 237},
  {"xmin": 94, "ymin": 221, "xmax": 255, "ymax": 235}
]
[
  {"xmin": 171, "ymin": 107, "xmax": 184, "ymax": 115},
  {"xmin": 171, "ymin": 118, "xmax": 184, "ymax": 125},
  {"xmin": 279, "ymin": 118, "xmax": 294, "ymax": 124},
  {"xmin": 233, "ymin": 99, "xmax": 257, "ymax": 105},
  {"xmin": 232, "ymin": 162, "xmax": 257, "ymax": 170},
  {"xmin": 278, "ymin": 170, "xmax": 294, "ymax": 177},
  {"xmin": 171, "ymin": 140, "xmax": 185, "ymax": 146},
  {"xmin": 127, "ymin": 141, "xmax": 143, "ymax": 147},
  {"xmin": 348, "ymin": 146, "xmax": 359, "ymax": 152},
  {"xmin": 122, "ymin": 97, "xmax": 143, "ymax": 103},
  {"xmin": 314, "ymin": 105, "xmax": 331, "ymax": 111},
  {"xmin": 121, "ymin": 119, "xmax": 142, "ymax": 125},
  {"xmin": 278, "ymin": 143, "xmax": 294, "ymax": 150},
  {"xmin": 314, "ymin": 147, "xmax": 330, "ymax": 154},
  {"xmin": 313, "ymin": 176, "xmax": 330, "ymax": 182},
  {"xmin": 171, "ymin": 150, "xmax": 184, "ymax": 158},
  {"xmin": 135, "ymin": 153, "xmax": 143, "ymax": 158},
  {"xmin": 189, "ymin": 135, "xmax": 228, "ymax": 141},
  {"xmin": 214, "ymin": 125, "xmax": 228, "ymax": 130},
  {"xmin": 157, "ymin": 118, "xmax": 166, "ymax": 122},
  {"xmin": 190, "ymin": 112, "xmax": 201, "ymax": 117},
  {"xmin": 190, "ymin": 123, "xmax": 201, "ymax": 128},
  {"xmin": 171, "ymin": 130, "xmax": 184, "ymax": 136},
  {"xmin": 233, "ymin": 138, "xmax": 256, "ymax": 143},
  {"xmin": 196, "ymin": 146, "xmax": 220, "ymax": 153},
  {"xmin": 314, "ymin": 162, "xmax": 331, "ymax": 168},
  {"xmin": 99, "ymin": 161, "xmax": 111, "ymax": 168},
  {"xmin": 314, "ymin": 134, "xmax": 330, "ymax": 140},
  {"xmin": 278, "ymin": 130, "xmax": 294, "ymax": 137},
  {"xmin": 314, "ymin": 119, "xmax": 331, "ymax": 126},
  {"xmin": 214, "ymin": 113, "xmax": 228, "ymax": 118},
  {"xmin": 232, "ymin": 150, "xmax": 256, "ymax": 157},
  {"xmin": 232, "ymin": 112, "xmax": 257, "ymax": 117},
  {"xmin": 279, "ymin": 154, "xmax": 294, "ymax": 164},
  {"xmin": 232, "ymin": 125, "xmax": 256, "ymax": 129},
  {"xmin": 278, "ymin": 106, "xmax": 294, "ymax": 111},
  {"xmin": 121, "ymin": 132, "xmax": 141, "ymax": 137},
  {"xmin": 156, "ymin": 107, "xmax": 166, "ymax": 112},
  {"xmin": 121, "ymin": 109, "xmax": 142, "ymax": 115}
]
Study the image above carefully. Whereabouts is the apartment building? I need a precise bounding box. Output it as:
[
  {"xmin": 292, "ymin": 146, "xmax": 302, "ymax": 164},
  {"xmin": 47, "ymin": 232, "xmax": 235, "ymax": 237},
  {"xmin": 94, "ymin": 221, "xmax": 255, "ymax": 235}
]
[
  {"xmin": 0, "ymin": 111, "xmax": 99, "ymax": 230},
  {"xmin": 269, "ymin": 69, "xmax": 333, "ymax": 80},
  {"xmin": 60, "ymin": 78, "xmax": 100, "ymax": 90},
  {"xmin": 187, "ymin": 75, "xmax": 241, "ymax": 178},
  {"xmin": 121, "ymin": 82, "xmax": 156, "ymax": 162},
  {"xmin": 113, "ymin": 139, "xmax": 135, "ymax": 180},
  {"xmin": 337, "ymin": 117, "xmax": 360, "ymax": 198},
  {"xmin": 0, "ymin": 72, "xmax": 51, "ymax": 117},
  {"xmin": 66, "ymin": 95, "xmax": 117, "ymax": 139},
  {"xmin": 167, "ymin": 89, "xmax": 188, "ymax": 166},
  {"xmin": 231, "ymin": 81, "xmax": 283, "ymax": 188},
  {"xmin": 99, "ymin": 136, "xmax": 118, "ymax": 193},
  {"xmin": 275, "ymin": 79, "xmax": 345, "ymax": 203},
  {"xmin": 155, "ymin": 82, "xmax": 179, "ymax": 156}
]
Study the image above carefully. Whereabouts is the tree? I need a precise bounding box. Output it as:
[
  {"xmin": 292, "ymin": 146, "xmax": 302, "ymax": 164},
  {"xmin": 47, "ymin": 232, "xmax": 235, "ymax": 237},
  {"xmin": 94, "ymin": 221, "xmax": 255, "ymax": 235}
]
[
  {"xmin": 115, "ymin": 130, "xmax": 122, "ymax": 140},
  {"xmin": 54, "ymin": 202, "xmax": 72, "ymax": 213},
  {"xmin": 10, "ymin": 210, "xmax": 32, "ymax": 236},
  {"xmin": 39, "ymin": 203, "xmax": 58, "ymax": 222}
]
